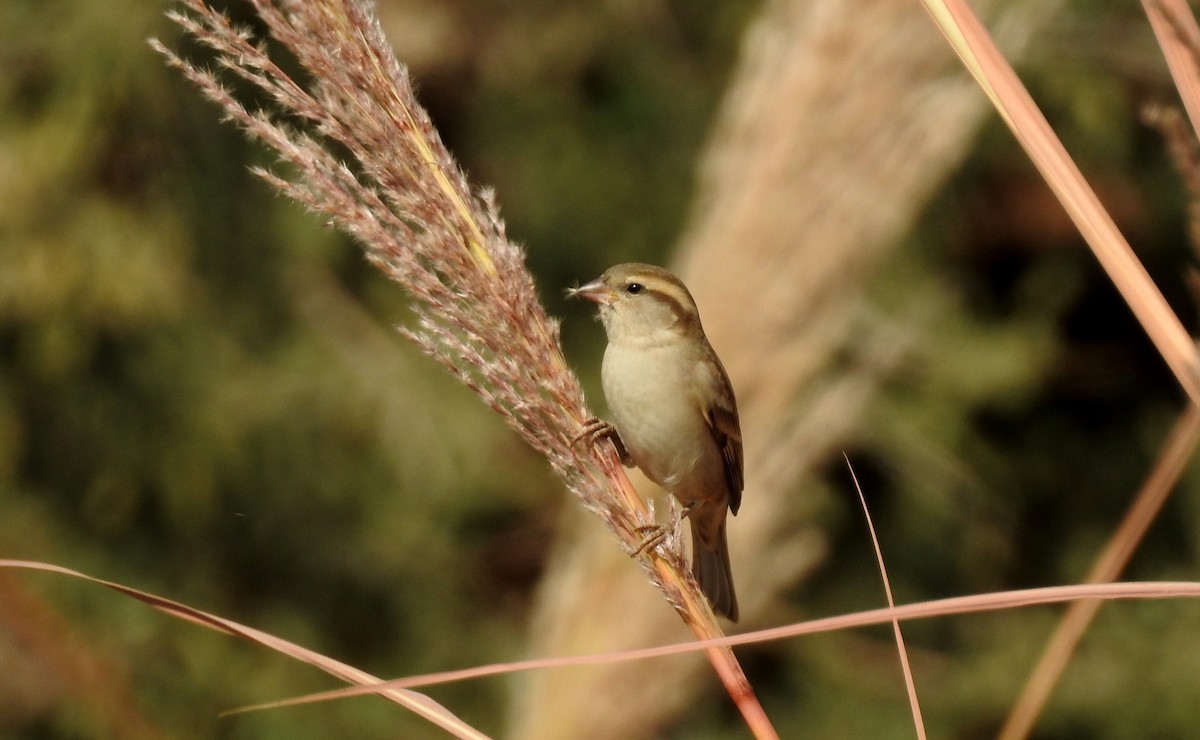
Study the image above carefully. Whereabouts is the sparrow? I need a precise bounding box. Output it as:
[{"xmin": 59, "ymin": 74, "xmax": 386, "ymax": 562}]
[{"xmin": 569, "ymin": 263, "xmax": 743, "ymax": 621}]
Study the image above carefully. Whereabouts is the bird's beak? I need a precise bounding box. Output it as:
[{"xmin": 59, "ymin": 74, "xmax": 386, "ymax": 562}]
[{"xmin": 566, "ymin": 278, "xmax": 615, "ymax": 305}]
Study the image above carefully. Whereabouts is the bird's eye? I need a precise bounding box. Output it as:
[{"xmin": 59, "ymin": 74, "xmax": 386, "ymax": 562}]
[{"xmin": 625, "ymin": 282, "xmax": 644, "ymax": 295}]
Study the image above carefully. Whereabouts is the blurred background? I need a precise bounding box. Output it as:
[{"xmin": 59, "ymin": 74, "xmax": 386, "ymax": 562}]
[{"xmin": 2, "ymin": 0, "xmax": 1200, "ymax": 738}]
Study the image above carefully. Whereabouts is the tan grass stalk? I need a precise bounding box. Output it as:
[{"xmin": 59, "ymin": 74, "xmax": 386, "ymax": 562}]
[
  {"xmin": 152, "ymin": 0, "xmax": 772, "ymax": 734},
  {"xmin": 195, "ymin": 576, "xmax": 1200, "ymax": 717}
]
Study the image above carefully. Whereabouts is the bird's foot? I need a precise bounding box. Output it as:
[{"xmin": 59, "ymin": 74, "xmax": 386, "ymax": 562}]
[
  {"xmin": 572, "ymin": 417, "xmax": 632, "ymax": 465},
  {"xmin": 630, "ymin": 501, "xmax": 698, "ymax": 557},
  {"xmin": 631, "ymin": 523, "xmax": 667, "ymax": 557}
]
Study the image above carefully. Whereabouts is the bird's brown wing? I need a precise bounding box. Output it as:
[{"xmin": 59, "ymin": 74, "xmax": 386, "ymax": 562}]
[{"xmin": 698, "ymin": 356, "xmax": 744, "ymax": 515}]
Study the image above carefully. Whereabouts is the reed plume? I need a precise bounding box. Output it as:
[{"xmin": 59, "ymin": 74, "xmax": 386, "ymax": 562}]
[{"xmin": 155, "ymin": 0, "xmax": 641, "ymax": 541}]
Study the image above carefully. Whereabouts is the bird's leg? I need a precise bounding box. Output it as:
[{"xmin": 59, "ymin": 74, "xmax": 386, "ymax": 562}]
[{"xmin": 573, "ymin": 417, "xmax": 633, "ymax": 466}]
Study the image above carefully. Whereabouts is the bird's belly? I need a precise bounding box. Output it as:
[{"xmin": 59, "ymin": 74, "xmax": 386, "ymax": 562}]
[{"xmin": 601, "ymin": 344, "xmax": 710, "ymax": 490}]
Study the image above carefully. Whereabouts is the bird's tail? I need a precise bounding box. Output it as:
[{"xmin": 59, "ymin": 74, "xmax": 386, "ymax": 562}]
[{"xmin": 690, "ymin": 518, "xmax": 738, "ymax": 622}]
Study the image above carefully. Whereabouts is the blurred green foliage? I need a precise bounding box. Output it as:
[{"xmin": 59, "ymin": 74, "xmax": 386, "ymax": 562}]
[{"xmin": 1, "ymin": 0, "xmax": 1199, "ymax": 738}]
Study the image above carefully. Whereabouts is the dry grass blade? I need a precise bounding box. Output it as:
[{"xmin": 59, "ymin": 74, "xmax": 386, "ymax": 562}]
[
  {"xmin": 201, "ymin": 578, "xmax": 1200, "ymax": 718},
  {"xmin": 0, "ymin": 560, "xmax": 489, "ymax": 739},
  {"xmin": 845, "ymin": 456, "xmax": 926, "ymax": 740},
  {"xmin": 151, "ymin": 0, "xmax": 771, "ymax": 733},
  {"xmin": 920, "ymin": 0, "xmax": 1200, "ymax": 405}
]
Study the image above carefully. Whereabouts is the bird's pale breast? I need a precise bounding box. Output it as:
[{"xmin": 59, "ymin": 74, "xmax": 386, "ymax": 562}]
[{"xmin": 601, "ymin": 340, "xmax": 714, "ymax": 496}]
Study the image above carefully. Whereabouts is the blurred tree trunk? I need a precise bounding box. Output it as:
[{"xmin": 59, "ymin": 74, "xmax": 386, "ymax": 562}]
[{"xmin": 512, "ymin": 0, "xmax": 1058, "ymax": 737}]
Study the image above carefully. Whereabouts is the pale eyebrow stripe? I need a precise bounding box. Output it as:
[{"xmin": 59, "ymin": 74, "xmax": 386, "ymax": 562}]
[{"xmin": 646, "ymin": 280, "xmax": 697, "ymax": 317}]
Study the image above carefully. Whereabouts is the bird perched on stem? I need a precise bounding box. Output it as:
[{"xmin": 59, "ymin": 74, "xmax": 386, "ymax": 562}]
[{"xmin": 569, "ymin": 263, "xmax": 743, "ymax": 621}]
